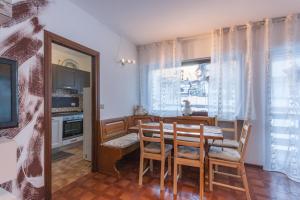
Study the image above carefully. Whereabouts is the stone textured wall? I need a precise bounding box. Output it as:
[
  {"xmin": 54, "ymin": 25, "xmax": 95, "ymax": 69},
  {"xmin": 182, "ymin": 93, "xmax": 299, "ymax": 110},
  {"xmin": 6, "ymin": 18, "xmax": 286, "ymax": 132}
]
[{"xmin": 0, "ymin": 1, "xmax": 49, "ymax": 199}]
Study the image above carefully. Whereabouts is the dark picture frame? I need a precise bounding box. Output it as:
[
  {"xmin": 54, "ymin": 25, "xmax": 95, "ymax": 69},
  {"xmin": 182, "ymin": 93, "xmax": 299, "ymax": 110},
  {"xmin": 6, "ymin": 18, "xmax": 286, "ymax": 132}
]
[{"xmin": 0, "ymin": 57, "xmax": 18, "ymax": 129}]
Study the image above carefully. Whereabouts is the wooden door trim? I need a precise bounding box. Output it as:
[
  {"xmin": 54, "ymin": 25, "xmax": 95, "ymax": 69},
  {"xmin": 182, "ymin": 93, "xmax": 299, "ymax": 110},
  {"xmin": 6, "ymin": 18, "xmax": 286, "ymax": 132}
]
[{"xmin": 44, "ymin": 30, "xmax": 100, "ymax": 200}]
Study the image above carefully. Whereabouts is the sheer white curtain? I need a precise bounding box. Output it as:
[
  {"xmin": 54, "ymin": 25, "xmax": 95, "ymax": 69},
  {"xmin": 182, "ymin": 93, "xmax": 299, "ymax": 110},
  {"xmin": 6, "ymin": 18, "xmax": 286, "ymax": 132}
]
[
  {"xmin": 138, "ymin": 40, "xmax": 182, "ymax": 116},
  {"xmin": 209, "ymin": 24, "xmax": 258, "ymax": 120},
  {"xmin": 208, "ymin": 27, "xmax": 247, "ymax": 119},
  {"xmin": 265, "ymin": 14, "xmax": 300, "ymax": 182},
  {"xmin": 209, "ymin": 15, "xmax": 300, "ymax": 181}
]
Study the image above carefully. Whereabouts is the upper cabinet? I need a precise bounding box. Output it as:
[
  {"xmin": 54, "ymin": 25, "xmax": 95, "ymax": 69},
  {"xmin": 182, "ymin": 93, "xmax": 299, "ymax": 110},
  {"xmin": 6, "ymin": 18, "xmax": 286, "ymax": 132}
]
[
  {"xmin": 76, "ymin": 70, "xmax": 90, "ymax": 93},
  {"xmin": 54, "ymin": 64, "xmax": 77, "ymax": 90},
  {"xmin": 52, "ymin": 64, "xmax": 90, "ymax": 93},
  {"xmin": 0, "ymin": 0, "xmax": 12, "ymax": 25}
]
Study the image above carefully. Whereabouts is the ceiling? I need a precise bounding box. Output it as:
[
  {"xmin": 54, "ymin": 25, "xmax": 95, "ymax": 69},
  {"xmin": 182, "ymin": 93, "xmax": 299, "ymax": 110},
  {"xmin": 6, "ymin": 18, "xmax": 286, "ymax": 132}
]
[{"xmin": 70, "ymin": 0, "xmax": 300, "ymax": 45}]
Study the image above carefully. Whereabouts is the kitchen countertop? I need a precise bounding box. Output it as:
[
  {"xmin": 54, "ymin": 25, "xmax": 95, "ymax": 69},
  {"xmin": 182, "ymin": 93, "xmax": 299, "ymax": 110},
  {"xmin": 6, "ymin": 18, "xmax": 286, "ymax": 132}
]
[{"xmin": 52, "ymin": 111, "xmax": 83, "ymax": 117}]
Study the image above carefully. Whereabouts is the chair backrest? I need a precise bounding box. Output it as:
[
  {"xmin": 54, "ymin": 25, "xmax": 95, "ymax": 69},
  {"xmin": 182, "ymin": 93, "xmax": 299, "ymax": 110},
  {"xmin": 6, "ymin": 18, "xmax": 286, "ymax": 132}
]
[
  {"xmin": 138, "ymin": 120, "xmax": 165, "ymax": 154},
  {"xmin": 238, "ymin": 121, "xmax": 252, "ymax": 161},
  {"xmin": 215, "ymin": 118, "xmax": 238, "ymax": 140},
  {"xmin": 173, "ymin": 122, "xmax": 205, "ymax": 163}
]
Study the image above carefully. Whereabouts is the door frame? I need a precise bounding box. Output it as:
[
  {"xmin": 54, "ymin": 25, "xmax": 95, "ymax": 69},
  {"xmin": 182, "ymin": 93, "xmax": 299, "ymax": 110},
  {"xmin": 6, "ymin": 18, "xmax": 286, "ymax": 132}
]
[{"xmin": 44, "ymin": 31, "xmax": 100, "ymax": 199}]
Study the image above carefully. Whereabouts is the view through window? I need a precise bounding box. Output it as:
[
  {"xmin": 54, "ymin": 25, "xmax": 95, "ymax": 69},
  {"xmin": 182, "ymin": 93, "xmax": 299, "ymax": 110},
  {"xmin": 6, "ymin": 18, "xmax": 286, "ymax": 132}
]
[
  {"xmin": 149, "ymin": 59, "xmax": 210, "ymax": 114},
  {"xmin": 180, "ymin": 59, "xmax": 210, "ymax": 112}
]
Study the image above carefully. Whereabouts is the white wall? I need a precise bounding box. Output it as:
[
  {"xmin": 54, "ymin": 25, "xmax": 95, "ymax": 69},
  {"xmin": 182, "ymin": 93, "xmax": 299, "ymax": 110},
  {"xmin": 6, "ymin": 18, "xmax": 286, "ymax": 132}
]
[{"xmin": 41, "ymin": 0, "xmax": 139, "ymax": 119}]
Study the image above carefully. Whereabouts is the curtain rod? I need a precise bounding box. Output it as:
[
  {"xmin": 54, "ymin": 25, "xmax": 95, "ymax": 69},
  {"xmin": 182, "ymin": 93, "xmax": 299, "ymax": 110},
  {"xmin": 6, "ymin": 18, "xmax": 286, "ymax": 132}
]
[
  {"xmin": 180, "ymin": 14, "xmax": 300, "ymax": 40},
  {"xmin": 178, "ymin": 33, "xmax": 211, "ymax": 41},
  {"xmin": 220, "ymin": 14, "xmax": 300, "ymax": 31}
]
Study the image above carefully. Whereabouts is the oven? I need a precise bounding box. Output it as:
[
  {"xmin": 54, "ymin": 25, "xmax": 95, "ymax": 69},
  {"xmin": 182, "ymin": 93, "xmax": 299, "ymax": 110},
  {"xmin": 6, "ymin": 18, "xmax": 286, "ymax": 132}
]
[{"xmin": 62, "ymin": 114, "xmax": 83, "ymax": 140}]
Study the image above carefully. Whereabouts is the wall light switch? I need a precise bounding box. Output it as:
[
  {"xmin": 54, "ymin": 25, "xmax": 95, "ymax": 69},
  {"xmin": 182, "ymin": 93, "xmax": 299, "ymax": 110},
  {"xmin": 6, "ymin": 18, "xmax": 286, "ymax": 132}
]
[{"xmin": 100, "ymin": 104, "xmax": 104, "ymax": 109}]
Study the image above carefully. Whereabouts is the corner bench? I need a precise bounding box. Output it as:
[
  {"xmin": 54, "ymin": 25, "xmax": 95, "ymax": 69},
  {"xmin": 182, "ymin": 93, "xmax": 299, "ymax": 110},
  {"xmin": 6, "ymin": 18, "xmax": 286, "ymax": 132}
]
[{"xmin": 98, "ymin": 117, "xmax": 139, "ymax": 177}]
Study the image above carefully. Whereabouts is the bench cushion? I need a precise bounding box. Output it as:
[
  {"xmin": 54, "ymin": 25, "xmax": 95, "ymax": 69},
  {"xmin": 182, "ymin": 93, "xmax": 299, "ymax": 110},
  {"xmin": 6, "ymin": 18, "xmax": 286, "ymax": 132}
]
[
  {"xmin": 208, "ymin": 146, "xmax": 241, "ymax": 162},
  {"xmin": 102, "ymin": 133, "xmax": 139, "ymax": 148},
  {"xmin": 144, "ymin": 143, "xmax": 173, "ymax": 154}
]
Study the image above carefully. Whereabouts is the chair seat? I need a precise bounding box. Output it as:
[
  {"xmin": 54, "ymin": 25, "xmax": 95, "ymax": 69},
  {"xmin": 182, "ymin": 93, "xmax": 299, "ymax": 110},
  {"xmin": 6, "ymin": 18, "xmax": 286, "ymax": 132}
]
[
  {"xmin": 144, "ymin": 142, "xmax": 173, "ymax": 154},
  {"xmin": 208, "ymin": 139, "xmax": 214, "ymax": 145},
  {"xmin": 178, "ymin": 146, "xmax": 204, "ymax": 160},
  {"xmin": 102, "ymin": 133, "xmax": 139, "ymax": 148},
  {"xmin": 212, "ymin": 139, "xmax": 239, "ymax": 148},
  {"xmin": 208, "ymin": 146, "xmax": 241, "ymax": 162}
]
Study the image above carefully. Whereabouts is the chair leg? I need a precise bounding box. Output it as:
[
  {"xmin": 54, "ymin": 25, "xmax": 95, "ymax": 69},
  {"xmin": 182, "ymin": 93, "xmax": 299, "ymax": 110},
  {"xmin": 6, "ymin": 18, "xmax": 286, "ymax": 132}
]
[
  {"xmin": 173, "ymin": 159, "xmax": 178, "ymax": 195},
  {"xmin": 209, "ymin": 160, "xmax": 213, "ymax": 192},
  {"xmin": 179, "ymin": 165, "xmax": 182, "ymax": 178},
  {"xmin": 160, "ymin": 157, "xmax": 165, "ymax": 191},
  {"xmin": 149, "ymin": 159, "xmax": 153, "ymax": 173},
  {"xmin": 139, "ymin": 155, "xmax": 144, "ymax": 186},
  {"xmin": 200, "ymin": 166, "xmax": 204, "ymax": 200},
  {"xmin": 168, "ymin": 154, "xmax": 172, "ymax": 176},
  {"xmin": 241, "ymin": 165, "xmax": 251, "ymax": 200}
]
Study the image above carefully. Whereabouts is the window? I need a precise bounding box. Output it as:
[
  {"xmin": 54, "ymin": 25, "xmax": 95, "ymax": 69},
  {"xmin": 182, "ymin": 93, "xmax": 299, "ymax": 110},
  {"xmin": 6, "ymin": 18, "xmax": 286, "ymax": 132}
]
[
  {"xmin": 181, "ymin": 59, "xmax": 210, "ymax": 112},
  {"xmin": 146, "ymin": 58, "xmax": 210, "ymax": 116}
]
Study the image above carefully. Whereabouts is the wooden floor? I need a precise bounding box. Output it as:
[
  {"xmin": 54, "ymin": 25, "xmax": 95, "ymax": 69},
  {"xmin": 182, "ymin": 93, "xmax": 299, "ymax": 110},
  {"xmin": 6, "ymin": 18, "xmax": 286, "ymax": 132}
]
[
  {"xmin": 52, "ymin": 143, "xmax": 91, "ymax": 193},
  {"xmin": 53, "ymin": 152, "xmax": 300, "ymax": 200}
]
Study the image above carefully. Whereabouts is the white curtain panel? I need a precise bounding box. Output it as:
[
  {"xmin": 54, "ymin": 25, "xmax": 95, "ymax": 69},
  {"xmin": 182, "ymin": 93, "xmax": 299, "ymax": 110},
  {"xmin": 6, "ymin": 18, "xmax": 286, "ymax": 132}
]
[
  {"xmin": 208, "ymin": 27, "xmax": 249, "ymax": 120},
  {"xmin": 138, "ymin": 40, "xmax": 182, "ymax": 116},
  {"xmin": 208, "ymin": 16, "xmax": 300, "ymax": 176},
  {"xmin": 265, "ymin": 14, "xmax": 300, "ymax": 182}
]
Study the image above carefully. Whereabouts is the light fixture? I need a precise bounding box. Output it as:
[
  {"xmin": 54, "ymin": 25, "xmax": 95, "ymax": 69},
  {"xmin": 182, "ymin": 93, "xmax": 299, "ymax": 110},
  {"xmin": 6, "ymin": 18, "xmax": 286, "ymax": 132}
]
[{"xmin": 120, "ymin": 58, "xmax": 136, "ymax": 66}]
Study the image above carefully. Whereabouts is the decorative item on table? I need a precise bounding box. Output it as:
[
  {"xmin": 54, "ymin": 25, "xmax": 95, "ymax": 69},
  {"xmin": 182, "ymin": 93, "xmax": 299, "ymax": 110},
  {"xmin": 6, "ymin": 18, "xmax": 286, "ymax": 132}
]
[
  {"xmin": 182, "ymin": 100, "xmax": 192, "ymax": 116},
  {"xmin": 134, "ymin": 105, "xmax": 147, "ymax": 115}
]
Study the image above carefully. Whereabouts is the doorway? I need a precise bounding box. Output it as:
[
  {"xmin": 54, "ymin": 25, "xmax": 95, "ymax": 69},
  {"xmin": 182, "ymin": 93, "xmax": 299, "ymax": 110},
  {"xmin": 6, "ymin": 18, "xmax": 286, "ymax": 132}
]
[{"xmin": 44, "ymin": 31, "xmax": 100, "ymax": 200}]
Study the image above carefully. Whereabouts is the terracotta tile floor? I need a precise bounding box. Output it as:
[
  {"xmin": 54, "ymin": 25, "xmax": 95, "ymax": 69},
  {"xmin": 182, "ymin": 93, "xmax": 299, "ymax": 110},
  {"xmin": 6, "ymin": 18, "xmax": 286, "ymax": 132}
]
[
  {"xmin": 53, "ymin": 152, "xmax": 300, "ymax": 200},
  {"xmin": 52, "ymin": 143, "xmax": 91, "ymax": 193}
]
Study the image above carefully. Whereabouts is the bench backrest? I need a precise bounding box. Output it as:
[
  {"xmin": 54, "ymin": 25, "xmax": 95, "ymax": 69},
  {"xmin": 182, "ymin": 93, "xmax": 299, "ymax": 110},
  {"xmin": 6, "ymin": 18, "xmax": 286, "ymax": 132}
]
[
  {"xmin": 163, "ymin": 116, "xmax": 216, "ymax": 126},
  {"xmin": 100, "ymin": 117, "xmax": 128, "ymax": 143},
  {"xmin": 128, "ymin": 115, "xmax": 160, "ymax": 127}
]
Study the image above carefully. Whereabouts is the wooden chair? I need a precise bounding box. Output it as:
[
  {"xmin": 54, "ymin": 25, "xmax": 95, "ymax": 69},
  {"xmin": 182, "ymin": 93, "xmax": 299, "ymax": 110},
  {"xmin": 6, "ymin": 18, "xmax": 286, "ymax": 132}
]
[
  {"xmin": 138, "ymin": 120, "xmax": 172, "ymax": 191},
  {"xmin": 208, "ymin": 121, "xmax": 252, "ymax": 200},
  {"xmin": 211, "ymin": 118, "xmax": 239, "ymax": 149},
  {"xmin": 173, "ymin": 123, "xmax": 205, "ymax": 200}
]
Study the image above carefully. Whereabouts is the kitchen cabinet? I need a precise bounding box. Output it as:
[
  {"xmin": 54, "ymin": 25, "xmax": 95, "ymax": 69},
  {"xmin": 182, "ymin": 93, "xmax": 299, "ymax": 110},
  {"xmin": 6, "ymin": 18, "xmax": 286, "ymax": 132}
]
[
  {"xmin": 53, "ymin": 64, "xmax": 77, "ymax": 90},
  {"xmin": 51, "ymin": 116, "xmax": 63, "ymax": 148},
  {"xmin": 76, "ymin": 70, "xmax": 90, "ymax": 93},
  {"xmin": 52, "ymin": 64, "xmax": 90, "ymax": 93}
]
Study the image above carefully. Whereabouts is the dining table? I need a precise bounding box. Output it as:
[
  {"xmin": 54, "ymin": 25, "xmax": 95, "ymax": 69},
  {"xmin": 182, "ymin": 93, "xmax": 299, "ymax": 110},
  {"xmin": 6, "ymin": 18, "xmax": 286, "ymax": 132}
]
[{"xmin": 128, "ymin": 122, "xmax": 224, "ymax": 154}]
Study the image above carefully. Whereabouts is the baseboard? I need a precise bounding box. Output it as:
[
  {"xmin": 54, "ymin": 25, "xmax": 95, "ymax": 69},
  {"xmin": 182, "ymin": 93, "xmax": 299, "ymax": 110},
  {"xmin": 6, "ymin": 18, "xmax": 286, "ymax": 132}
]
[{"xmin": 245, "ymin": 163, "xmax": 263, "ymax": 169}]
